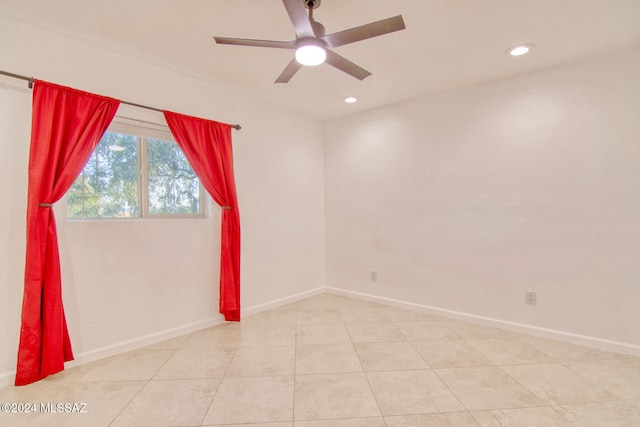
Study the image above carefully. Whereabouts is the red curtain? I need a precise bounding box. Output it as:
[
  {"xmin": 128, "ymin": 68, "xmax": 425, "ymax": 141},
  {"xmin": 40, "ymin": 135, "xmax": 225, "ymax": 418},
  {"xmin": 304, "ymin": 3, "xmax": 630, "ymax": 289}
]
[
  {"xmin": 163, "ymin": 111, "xmax": 241, "ymax": 321},
  {"xmin": 16, "ymin": 80, "xmax": 120, "ymax": 386}
]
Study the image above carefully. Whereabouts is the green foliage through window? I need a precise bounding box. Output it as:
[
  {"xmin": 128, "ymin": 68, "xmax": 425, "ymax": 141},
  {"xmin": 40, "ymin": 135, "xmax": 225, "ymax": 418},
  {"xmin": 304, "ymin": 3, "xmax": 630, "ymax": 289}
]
[
  {"xmin": 147, "ymin": 138, "xmax": 200, "ymax": 215},
  {"xmin": 67, "ymin": 131, "xmax": 202, "ymax": 219}
]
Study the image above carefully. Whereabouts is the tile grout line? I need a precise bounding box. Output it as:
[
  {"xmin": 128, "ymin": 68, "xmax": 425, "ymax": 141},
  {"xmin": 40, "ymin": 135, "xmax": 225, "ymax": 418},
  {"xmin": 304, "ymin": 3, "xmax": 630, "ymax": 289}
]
[
  {"xmin": 6, "ymin": 293, "xmax": 638, "ymax": 426},
  {"xmin": 342, "ymin": 315, "xmax": 389, "ymax": 427},
  {"xmin": 195, "ymin": 324, "xmax": 238, "ymax": 426},
  {"xmin": 400, "ymin": 317, "xmax": 479, "ymax": 419},
  {"xmin": 492, "ymin": 355, "xmax": 629, "ymax": 408},
  {"xmin": 106, "ymin": 347, "xmax": 179, "ymax": 426}
]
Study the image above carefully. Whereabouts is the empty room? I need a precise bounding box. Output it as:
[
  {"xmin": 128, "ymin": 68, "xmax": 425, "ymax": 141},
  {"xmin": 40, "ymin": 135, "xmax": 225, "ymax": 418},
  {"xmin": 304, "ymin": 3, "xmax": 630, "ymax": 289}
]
[{"xmin": 0, "ymin": 0, "xmax": 639, "ymax": 426}]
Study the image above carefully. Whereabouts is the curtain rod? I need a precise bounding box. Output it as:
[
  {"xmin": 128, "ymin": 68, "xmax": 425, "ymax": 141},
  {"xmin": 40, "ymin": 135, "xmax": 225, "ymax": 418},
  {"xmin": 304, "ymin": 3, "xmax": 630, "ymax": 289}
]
[{"xmin": 0, "ymin": 69, "xmax": 242, "ymax": 130}]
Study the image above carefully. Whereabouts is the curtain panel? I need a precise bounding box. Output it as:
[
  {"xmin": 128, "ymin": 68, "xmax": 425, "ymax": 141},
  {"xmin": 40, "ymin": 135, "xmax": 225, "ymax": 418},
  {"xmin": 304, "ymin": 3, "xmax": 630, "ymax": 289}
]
[
  {"xmin": 16, "ymin": 80, "xmax": 119, "ymax": 386},
  {"xmin": 163, "ymin": 110, "xmax": 241, "ymax": 321}
]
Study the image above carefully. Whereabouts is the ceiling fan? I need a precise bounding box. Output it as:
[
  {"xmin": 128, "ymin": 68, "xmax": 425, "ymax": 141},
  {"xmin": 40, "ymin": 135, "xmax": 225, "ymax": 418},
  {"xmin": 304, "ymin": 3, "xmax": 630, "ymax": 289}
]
[{"xmin": 213, "ymin": 0, "xmax": 406, "ymax": 83}]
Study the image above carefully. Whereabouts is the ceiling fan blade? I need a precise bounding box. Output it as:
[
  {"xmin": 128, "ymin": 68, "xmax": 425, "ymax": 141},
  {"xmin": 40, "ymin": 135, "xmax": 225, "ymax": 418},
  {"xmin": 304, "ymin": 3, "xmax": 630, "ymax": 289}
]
[
  {"xmin": 282, "ymin": 0, "xmax": 316, "ymax": 38},
  {"xmin": 321, "ymin": 15, "xmax": 405, "ymax": 48},
  {"xmin": 325, "ymin": 49, "xmax": 372, "ymax": 80},
  {"xmin": 275, "ymin": 58, "xmax": 303, "ymax": 83},
  {"xmin": 214, "ymin": 37, "xmax": 295, "ymax": 49}
]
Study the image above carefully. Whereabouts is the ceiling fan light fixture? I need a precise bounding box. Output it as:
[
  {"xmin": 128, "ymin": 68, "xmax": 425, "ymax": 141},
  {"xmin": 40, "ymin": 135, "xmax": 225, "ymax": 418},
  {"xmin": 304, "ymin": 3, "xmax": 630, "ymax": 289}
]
[{"xmin": 295, "ymin": 38, "xmax": 326, "ymax": 66}]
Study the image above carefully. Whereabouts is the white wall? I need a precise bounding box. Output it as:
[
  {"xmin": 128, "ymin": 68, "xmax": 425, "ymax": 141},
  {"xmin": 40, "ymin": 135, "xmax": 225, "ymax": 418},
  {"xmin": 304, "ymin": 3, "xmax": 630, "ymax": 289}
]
[
  {"xmin": 2, "ymin": 14, "xmax": 638, "ymax": 388},
  {"xmin": 325, "ymin": 49, "xmax": 640, "ymax": 352},
  {"xmin": 0, "ymin": 16, "xmax": 325, "ymax": 384}
]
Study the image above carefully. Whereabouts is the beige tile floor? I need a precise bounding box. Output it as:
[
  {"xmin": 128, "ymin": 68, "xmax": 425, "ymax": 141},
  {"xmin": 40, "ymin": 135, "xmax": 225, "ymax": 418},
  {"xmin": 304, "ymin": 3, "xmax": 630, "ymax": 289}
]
[{"xmin": 1, "ymin": 293, "xmax": 639, "ymax": 426}]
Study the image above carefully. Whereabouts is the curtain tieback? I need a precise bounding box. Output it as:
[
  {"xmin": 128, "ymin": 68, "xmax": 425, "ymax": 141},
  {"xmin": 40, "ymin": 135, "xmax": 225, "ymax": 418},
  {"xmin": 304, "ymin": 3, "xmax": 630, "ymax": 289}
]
[
  {"xmin": 221, "ymin": 206, "xmax": 232, "ymax": 210},
  {"xmin": 38, "ymin": 203, "xmax": 55, "ymax": 207}
]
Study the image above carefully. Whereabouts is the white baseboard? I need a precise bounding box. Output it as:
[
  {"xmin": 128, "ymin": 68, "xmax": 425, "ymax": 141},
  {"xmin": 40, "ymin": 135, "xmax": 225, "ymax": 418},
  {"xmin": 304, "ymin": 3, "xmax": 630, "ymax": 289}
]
[
  {"xmin": 72, "ymin": 317, "xmax": 226, "ymax": 366},
  {"xmin": 0, "ymin": 316, "xmax": 224, "ymax": 388},
  {"xmin": 0, "ymin": 287, "xmax": 326, "ymax": 388},
  {"xmin": 4, "ymin": 284, "xmax": 636, "ymax": 388},
  {"xmin": 327, "ymin": 287, "xmax": 640, "ymax": 357},
  {"xmin": 0, "ymin": 370, "xmax": 15, "ymax": 389},
  {"xmin": 242, "ymin": 286, "xmax": 325, "ymax": 317}
]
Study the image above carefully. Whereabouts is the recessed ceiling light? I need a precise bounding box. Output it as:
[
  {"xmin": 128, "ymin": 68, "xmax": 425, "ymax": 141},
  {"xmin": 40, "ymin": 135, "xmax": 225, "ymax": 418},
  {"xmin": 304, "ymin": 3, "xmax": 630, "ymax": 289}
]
[
  {"xmin": 344, "ymin": 96, "xmax": 357, "ymax": 103},
  {"xmin": 507, "ymin": 44, "xmax": 535, "ymax": 56}
]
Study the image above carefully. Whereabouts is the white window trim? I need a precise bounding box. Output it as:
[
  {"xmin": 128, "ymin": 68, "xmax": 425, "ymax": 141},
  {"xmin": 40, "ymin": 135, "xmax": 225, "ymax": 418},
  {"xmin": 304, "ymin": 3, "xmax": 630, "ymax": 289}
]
[{"xmin": 67, "ymin": 119, "xmax": 207, "ymax": 221}]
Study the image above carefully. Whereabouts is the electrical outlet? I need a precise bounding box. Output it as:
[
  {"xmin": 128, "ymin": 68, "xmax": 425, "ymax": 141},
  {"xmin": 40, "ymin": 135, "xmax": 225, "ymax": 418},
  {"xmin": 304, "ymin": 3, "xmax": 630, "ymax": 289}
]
[
  {"xmin": 370, "ymin": 271, "xmax": 378, "ymax": 282},
  {"xmin": 525, "ymin": 291, "xmax": 537, "ymax": 306}
]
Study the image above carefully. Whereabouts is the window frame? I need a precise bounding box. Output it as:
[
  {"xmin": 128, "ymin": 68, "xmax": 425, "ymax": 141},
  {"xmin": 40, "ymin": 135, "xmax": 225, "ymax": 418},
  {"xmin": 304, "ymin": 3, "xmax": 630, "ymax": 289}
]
[{"xmin": 67, "ymin": 118, "xmax": 207, "ymax": 221}]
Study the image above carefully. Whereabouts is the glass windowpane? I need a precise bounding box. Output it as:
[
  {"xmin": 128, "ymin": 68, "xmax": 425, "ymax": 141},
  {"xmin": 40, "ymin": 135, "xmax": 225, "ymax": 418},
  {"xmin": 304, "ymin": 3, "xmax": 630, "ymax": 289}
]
[
  {"xmin": 67, "ymin": 132, "xmax": 138, "ymax": 219},
  {"xmin": 146, "ymin": 138, "xmax": 200, "ymax": 215}
]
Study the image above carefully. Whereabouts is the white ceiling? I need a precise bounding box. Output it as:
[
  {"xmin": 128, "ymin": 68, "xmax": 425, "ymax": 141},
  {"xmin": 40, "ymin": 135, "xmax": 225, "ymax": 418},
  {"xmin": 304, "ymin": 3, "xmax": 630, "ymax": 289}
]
[{"xmin": 1, "ymin": 0, "xmax": 640, "ymax": 120}]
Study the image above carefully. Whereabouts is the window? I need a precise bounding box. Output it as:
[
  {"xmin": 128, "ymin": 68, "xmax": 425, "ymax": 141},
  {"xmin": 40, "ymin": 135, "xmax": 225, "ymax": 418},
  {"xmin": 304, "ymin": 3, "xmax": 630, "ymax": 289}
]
[{"xmin": 67, "ymin": 122, "xmax": 204, "ymax": 219}]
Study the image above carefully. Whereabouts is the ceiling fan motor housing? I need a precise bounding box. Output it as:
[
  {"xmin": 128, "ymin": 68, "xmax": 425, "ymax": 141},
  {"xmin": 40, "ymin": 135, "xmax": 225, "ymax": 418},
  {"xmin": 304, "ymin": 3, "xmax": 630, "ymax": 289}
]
[{"xmin": 311, "ymin": 20, "xmax": 326, "ymax": 37}]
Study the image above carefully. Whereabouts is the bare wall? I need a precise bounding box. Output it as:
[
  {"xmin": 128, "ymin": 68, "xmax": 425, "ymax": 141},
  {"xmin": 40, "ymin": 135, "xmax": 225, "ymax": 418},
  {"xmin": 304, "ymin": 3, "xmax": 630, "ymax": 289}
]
[
  {"xmin": 325, "ymin": 49, "xmax": 640, "ymax": 350},
  {"xmin": 0, "ymin": 15, "xmax": 325, "ymax": 384}
]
